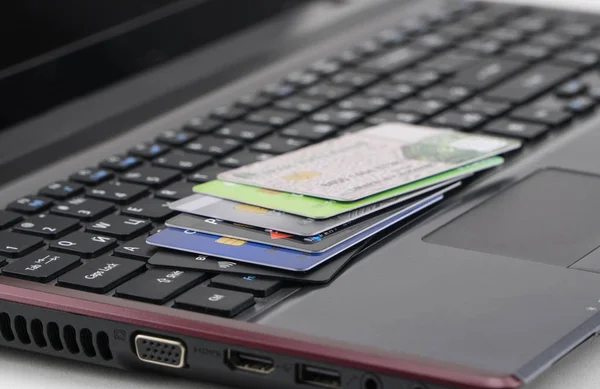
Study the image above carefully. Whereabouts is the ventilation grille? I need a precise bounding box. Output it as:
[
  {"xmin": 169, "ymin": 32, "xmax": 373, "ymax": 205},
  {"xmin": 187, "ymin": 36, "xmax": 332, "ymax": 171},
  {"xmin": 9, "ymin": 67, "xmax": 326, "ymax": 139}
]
[{"xmin": 0, "ymin": 312, "xmax": 112, "ymax": 361}]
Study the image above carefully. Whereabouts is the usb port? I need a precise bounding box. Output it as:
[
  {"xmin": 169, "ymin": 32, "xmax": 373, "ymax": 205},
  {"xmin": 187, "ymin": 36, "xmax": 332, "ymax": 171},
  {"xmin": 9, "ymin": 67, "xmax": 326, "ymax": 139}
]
[
  {"xmin": 224, "ymin": 349, "xmax": 275, "ymax": 374},
  {"xmin": 296, "ymin": 364, "xmax": 341, "ymax": 388}
]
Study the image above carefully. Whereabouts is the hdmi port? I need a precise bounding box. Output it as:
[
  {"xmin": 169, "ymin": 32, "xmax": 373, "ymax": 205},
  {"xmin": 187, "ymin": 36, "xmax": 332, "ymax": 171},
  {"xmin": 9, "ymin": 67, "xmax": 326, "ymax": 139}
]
[
  {"xmin": 224, "ymin": 349, "xmax": 275, "ymax": 374},
  {"xmin": 296, "ymin": 364, "xmax": 341, "ymax": 388}
]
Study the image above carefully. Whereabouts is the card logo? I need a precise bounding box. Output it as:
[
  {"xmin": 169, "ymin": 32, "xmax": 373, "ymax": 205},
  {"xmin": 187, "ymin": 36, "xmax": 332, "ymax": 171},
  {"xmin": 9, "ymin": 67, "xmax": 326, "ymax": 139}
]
[
  {"xmin": 234, "ymin": 204, "xmax": 269, "ymax": 214},
  {"xmin": 216, "ymin": 237, "xmax": 246, "ymax": 246},
  {"xmin": 282, "ymin": 171, "xmax": 321, "ymax": 181},
  {"xmin": 217, "ymin": 261, "xmax": 236, "ymax": 269}
]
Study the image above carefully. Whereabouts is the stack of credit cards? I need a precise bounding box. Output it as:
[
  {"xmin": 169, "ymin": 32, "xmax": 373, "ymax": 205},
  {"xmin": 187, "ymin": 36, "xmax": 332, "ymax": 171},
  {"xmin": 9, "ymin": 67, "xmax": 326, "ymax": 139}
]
[{"xmin": 147, "ymin": 123, "xmax": 520, "ymax": 273}]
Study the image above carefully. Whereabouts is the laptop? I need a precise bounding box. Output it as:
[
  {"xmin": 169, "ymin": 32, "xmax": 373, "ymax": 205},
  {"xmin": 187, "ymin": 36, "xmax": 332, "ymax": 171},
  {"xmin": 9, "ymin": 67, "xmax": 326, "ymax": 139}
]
[{"xmin": 2, "ymin": 1, "xmax": 600, "ymax": 388}]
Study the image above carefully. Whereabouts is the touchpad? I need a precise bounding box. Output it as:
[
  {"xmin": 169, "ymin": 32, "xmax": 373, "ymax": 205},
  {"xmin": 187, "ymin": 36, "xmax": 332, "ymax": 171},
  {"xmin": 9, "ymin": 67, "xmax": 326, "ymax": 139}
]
[{"xmin": 425, "ymin": 169, "xmax": 600, "ymax": 267}]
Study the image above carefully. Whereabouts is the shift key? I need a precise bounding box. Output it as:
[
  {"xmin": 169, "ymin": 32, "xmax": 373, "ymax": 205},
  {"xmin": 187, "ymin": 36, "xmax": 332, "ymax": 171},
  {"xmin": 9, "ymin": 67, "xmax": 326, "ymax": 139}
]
[
  {"xmin": 485, "ymin": 64, "xmax": 576, "ymax": 104},
  {"xmin": 57, "ymin": 256, "xmax": 145, "ymax": 293}
]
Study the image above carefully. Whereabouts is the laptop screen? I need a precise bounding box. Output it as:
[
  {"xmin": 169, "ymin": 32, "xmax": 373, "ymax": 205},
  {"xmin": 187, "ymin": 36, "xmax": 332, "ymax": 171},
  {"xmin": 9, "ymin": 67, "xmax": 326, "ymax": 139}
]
[{"xmin": 0, "ymin": 0, "xmax": 301, "ymax": 130}]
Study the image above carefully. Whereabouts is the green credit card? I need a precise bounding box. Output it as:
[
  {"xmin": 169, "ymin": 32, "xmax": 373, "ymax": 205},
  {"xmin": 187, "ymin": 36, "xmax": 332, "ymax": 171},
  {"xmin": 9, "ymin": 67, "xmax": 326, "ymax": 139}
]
[{"xmin": 194, "ymin": 156, "xmax": 504, "ymax": 219}]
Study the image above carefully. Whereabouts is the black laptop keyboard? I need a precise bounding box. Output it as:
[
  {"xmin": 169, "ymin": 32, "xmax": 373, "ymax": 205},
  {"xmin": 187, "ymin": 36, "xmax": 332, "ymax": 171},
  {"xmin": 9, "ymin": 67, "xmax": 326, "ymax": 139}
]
[{"xmin": 2, "ymin": 1, "xmax": 600, "ymax": 318}]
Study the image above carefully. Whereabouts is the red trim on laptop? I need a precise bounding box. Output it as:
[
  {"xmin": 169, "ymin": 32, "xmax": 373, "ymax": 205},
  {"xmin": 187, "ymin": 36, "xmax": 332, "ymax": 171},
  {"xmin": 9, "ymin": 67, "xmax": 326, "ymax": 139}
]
[{"xmin": 0, "ymin": 278, "xmax": 521, "ymax": 389}]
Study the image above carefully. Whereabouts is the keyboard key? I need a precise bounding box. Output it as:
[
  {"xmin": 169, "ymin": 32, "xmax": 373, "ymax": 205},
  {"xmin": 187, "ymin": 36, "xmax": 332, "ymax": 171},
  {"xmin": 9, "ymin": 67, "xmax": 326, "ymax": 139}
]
[
  {"xmin": 393, "ymin": 98, "xmax": 448, "ymax": 116},
  {"xmin": 414, "ymin": 33, "xmax": 453, "ymax": 51},
  {"xmin": 337, "ymin": 96, "xmax": 388, "ymax": 113},
  {"xmin": 460, "ymin": 38, "xmax": 504, "ymax": 55},
  {"xmin": 261, "ymin": 83, "xmax": 297, "ymax": 99},
  {"xmin": 246, "ymin": 108, "xmax": 300, "ymax": 127},
  {"xmin": 219, "ymin": 151, "xmax": 273, "ymax": 168},
  {"xmin": 49, "ymin": 232, "xmax": 118, "ymax": 258},
  {"xmin": 129, "ymin": 142, "xmax": 170, "ymax": 159},
  {"xmin": 50, "ymin": 197, "xmax": 115, "ymax": 221},
  {"xmin": 420, "ymin": 52, "xmax": 478, "ymax": 75},
  {"xmin": 70, "ymin": 168, "xmax": 114, "ymax": 185},
  {"xmin": 567, "ymin": 96, "xmax": 595, "ymax": 113},
  {"xmin": 86, "ymin": 215, "xmax": 152, "ymax": 240},
  {"xmin": 429, "ymin": 111, "xmax": 487, "ymax": 131},
  {"xmin": 359, "ymin": 46, "xmax": 430, "ymax": 74},
  {"xmin": 183, "ymin": 117, "xmax": 224, "ymax": 134},
  {"xmin": 57, "ymin": 256, "xmax": 145, "ymax": 293},
  {"xmin": 210, "ymin": 274, "xmax": 282, "ymax": 297},
  {"xmin": 215, "ymin": 122, "xmax": 273, "ymax": 141},
  {"xmin": 354, "ymin": 39, "xmax": 382, "ymax": 56},
  {"xmin": 486, "ymin": 27, "xmax": 525, "ymax": 43},
  {"xmin": 115, "ymin": 269, "xmax": 208, "ymax": 304},
  {"xmin": 210, "ymin": 105, "xmax": 248, "ymax": 121},
  {"xmin": 391, "ymin": 70, "xmax": 442, "ymax": 88},
  {"xmin": 531, "ymin": 33, "xmax": 570, "ymax": 50},
  {"xmin": 275, "ymin": 96, "xmax": 328, "ymax": 114},
  {"xmin": 364, "ymin": 82, "xmax": 415, "ymax": 101},
  {"xmin": 1, "ymin": 251, "xmax": 80, "ymax": 283},
  {"xmin": 0, "ymin": 211, "xmax": 22, "ymax": 229},
  {"xmin": 99, "ymin": 155, "xmax": 143, "ymax": 172},
  {"xmin": 310, "ymin": 109, "xmax": 363, "ymax": 127},
  {"xmin": 331, "ymin": 71, "xmax": 378, "ymax": 88},
  {"xmin": 279, "ymin": 121, "xmax": 337, "ymax": 141},
  {"xmin": 437, "ymin": 25, "xmax": 475, "ymax": 41},
  {"xmin": 554, "ymin": 23, "xmax": 595, "ymax": 39},
  {"xmin": 508, "ymin": 16, "xmax": 551, "ymax": 33},
  {"xmin": 335, "ymin": 49, "xmax": 364, "ymax": 65},
  {"xmin": 0, "ymin": 231, "xmax": 44, "ymax": 258},
  {"xmin": 121, "ymin": 167, "xmax": 181, "ymax": 187},
  {"xmin": 485, "ymin": 64, "xmax": 576, "ymax": 104},
  {"xmin": 113, "ymin": 237, "xmax": 158, "ymax": 261},
  {"xmin": 375, "ymin": 27, "xmax": 407, "ymax": 46},
  {"xmin": 556, "ymin": 80, "xmax": 587, "ymax": 98},
  {"xmin": 285, "ymin": 71, "xmax": 320, "ymax": 86},
  {"xmin": 236, "ymin": 93, "xmax": 272, "ymax": 109},
  {"xmin": 153, "ymin": 152, "xmax": 212, "ymax": 172},
  {"xmin": 39, "ymin": 181, "xmax": 84, "ymax": 200},
  {"xmin": 554, "ymin": 50, "xmax": 600, "ymax": 69},
  {"xmin": 421, "ymin": 85, "xmax": 472, "ymax": 103},
  {"xmin": 303, "ymin": 83, "xmax": 353, "ymax": 101},
  {"xmin": 366, "ymin": 111, "xmax": 423, "ymax": 125},
  {"xmin": 483, "ymin": 119, "xmax": 549, "ymax": 140},
  {"xmin": 7, "ymin": 196, "xmax": 53, "ymax": 214},
  {"xmin": 510, "ymin": 106, "xmax": 572, "ymax": 126},
  {"xmin": 184, "ymin": 136, "xmax": 242, "ymax": 157},
  {"xmin": 156, "ymin": 130, "xmax": 197, "ymax": 146},
  {"xmin": 458, "ymin": 98, "xmax": 511, "ymax": 117},
  {"xmin": 309, "ymin": 59, "xmax": 342, "ymax": 75},
  {"xmin": 581, "ymin": 37, "xmax": 600, "ymax": 53},
  {"xmin": 174, "ymin": 286, "xmax": 255, "ymax": 317},
  {"xmin": 187, "ymin": 165, "xmax": 230, "ymax": 184},
  {"xmin": 13, "ymin": 214, "xmax": 80, "ymax": 239},
  {"xmin": 449, "ymin": 58, "xmax": 527, "ymax": 90},
  {"xmin": 505, "ymin": 44, "xmax": 551, "ymax": 62},
  {"xmin": 86, "ymin": 181, "xmax": 149, "ymax": 204},
  {"xmin": 250, "ymin": 136, "xmax": 308, "ymax": 155},
  {"xmin": 154, "ymin": 181, "xmax": 194, "ymax": 201},
  {"xmin": 122, "ymin": 198, "xmax": 176, "ymax": 221}
]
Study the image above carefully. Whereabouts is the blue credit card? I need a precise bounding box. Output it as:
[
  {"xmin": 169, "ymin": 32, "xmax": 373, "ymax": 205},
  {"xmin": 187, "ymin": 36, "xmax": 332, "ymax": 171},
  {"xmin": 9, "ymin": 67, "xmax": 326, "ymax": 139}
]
[{"xmin": 147, "ymin": 192, "xmax": 443, "ymax": 272}]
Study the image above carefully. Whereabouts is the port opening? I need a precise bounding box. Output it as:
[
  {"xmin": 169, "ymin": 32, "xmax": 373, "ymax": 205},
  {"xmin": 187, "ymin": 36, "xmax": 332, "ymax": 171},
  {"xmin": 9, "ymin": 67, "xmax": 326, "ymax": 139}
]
[
  {"xmin": 296, "ymin": 364, "xmax": 342, "ymax": 389},
  {"xmin": 224, "ymin": 349, "xmax": 275, "ymax": 375},
  {"xmin": 134, "ymin": 334, "xmax": 186, "ymax": 369},
  {"xmin": 362, "ymin": 374, "xmax": 384, "ymax": 389}
]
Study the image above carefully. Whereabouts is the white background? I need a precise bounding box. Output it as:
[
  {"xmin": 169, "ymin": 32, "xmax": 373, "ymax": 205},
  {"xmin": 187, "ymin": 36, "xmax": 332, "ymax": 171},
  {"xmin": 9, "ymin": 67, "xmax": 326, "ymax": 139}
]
[{"xmin": 5, "ymin": 0, "xmax": 600, "ymax": 388}]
